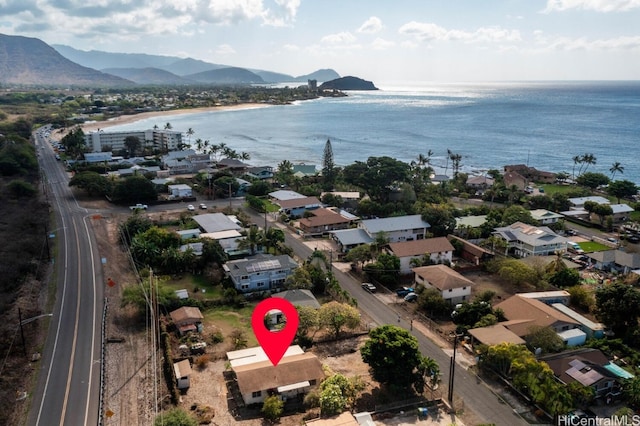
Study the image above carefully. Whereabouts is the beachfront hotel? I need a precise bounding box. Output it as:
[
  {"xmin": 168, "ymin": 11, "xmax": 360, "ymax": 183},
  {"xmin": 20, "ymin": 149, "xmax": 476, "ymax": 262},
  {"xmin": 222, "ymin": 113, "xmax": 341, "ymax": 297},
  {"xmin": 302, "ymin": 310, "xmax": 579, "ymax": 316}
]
[{"xmin": 84, "ymin": 129, "xmax": 183, "ymax": 153}]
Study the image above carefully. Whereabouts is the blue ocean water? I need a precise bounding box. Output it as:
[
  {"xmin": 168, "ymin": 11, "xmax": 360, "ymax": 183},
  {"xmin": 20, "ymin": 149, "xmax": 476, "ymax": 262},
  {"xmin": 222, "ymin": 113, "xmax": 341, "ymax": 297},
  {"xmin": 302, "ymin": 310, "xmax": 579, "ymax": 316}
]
[{"xmin": 107, "ymin": 81, "xmax": 640, "ymax": 185}]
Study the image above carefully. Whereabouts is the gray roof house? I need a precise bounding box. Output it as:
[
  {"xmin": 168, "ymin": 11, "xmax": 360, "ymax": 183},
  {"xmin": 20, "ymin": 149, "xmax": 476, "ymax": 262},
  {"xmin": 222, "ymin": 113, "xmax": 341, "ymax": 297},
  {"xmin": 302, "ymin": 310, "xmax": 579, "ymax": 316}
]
[
  {"xmin": 588, "ymin": 250, "xmax": 640, "ymax": 274},
  {"xmin": 331, "ymin": 214, "xmax": 431, "ymax": 253},
  {"xmin": 493, "ymin": 221, "xmax": 568, "ymax": 257},
  {"xmin": 193, "ymin": 213, "xmax": 242, "ymax": 233},
  {"xmin": 223, "ymin": 254, "xmax": 299, "ymax": 293}
]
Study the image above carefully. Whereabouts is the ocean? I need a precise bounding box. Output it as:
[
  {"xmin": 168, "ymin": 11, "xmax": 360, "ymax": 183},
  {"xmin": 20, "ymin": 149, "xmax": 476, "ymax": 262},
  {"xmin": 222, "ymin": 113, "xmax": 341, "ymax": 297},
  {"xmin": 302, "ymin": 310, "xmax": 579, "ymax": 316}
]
[{"xmin": 107, "ymin": 81, "xmax": 640, "ymax": 185}]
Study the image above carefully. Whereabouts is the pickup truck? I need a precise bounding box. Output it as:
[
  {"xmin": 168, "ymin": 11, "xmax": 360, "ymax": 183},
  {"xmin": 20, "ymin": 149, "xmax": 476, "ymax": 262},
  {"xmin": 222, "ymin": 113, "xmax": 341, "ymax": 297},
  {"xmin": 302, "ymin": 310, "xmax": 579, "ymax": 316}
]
[{"xmin": 129, "ymin": 203, "xmax": 148, "ymax": 211}]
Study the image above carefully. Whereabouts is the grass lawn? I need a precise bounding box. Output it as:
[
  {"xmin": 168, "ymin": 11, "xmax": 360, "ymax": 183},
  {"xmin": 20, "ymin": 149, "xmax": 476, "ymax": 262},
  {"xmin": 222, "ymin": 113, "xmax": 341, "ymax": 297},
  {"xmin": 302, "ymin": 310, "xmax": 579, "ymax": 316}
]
[
  {"xmin": 204, "ymin": 305, "xmax": 258, "ymax": 347},
  {"xmin": 264, "ymin": 199, "xmax": 281, "ymax": 213},
  {"xmin": 578, "ymin": 241, "xmax": 610, "ymax": 252},
  {"xmin": 162, "ymin": 273, "xmax": 225, "ymax": 300}
]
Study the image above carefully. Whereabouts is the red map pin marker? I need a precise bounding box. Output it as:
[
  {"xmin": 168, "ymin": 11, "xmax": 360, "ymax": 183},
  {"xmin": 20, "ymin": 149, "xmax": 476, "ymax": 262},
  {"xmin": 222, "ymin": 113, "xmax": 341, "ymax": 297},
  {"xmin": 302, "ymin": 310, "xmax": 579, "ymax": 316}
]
[{"xmin": 251, "ymin": 298, "xmax": 299, "ymax": 366}]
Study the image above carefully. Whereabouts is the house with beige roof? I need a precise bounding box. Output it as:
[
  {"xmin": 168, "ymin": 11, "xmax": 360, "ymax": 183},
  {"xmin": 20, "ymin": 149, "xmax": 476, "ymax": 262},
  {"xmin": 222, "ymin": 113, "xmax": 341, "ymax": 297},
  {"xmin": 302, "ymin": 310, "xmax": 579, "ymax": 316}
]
[
  {"xmin": 412, "ymin": 264, "xmax": 475, "ymax": 304},
  {"xmin": 228, "ymin": 347, "xmax": 325, "ymax": 405},
  {"xmin": 495, "ymin": 295, "xmax": 581, "ymax": 338},
  {"xmin": 385, "ymin": 237, "xmax": 454, "ymax": 274},
  {"xmin": 276, "ymin": 196, "xmax": 322, "ymax": 217}
]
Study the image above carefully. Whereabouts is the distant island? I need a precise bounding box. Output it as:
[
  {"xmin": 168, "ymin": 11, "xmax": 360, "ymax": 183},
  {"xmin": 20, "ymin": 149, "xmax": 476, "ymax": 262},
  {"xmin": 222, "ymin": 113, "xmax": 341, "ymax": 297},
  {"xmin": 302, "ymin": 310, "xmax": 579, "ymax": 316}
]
[{"xmin": 319, "ymin": 76, "xmax": 378, "ymax": 91}]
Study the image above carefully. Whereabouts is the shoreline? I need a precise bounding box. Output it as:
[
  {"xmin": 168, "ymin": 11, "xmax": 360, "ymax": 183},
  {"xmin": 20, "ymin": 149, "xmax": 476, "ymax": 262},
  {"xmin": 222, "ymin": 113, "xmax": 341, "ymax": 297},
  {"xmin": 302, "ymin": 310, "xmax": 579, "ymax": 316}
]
[{"xmin": 79, "ymin": 102, "xmax": 270, "ymax": 133}]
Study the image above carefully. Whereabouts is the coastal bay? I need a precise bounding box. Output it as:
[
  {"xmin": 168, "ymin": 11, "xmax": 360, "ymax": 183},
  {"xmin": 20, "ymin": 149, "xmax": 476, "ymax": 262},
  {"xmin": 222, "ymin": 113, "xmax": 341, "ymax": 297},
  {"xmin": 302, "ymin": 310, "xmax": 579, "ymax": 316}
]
[{"xmin": 93, "ymin": 82, "xmax": 640, "ymax": 185}]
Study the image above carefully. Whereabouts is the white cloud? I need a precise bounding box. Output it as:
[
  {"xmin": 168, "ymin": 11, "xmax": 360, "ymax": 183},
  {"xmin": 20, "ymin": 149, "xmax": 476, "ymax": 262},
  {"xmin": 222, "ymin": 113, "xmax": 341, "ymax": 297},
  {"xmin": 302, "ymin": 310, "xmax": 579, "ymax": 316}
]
[
  {"xmin": 398, "ymin": 22, "xmax": 521, "ymax": 44},
  {"xmin": 358, "ymin": 16, "xmax": 383, "ymax": 34},
  {"xmin": 542, "ymin": 0, "xmax": 640, "ymax": 13},
  {"xmin": 371, "ymin": 37, "xmax": 395, "ymax": 50},
  {"xmin": 283, "ymin": 44, "xmax": 300, "ymax": 51},
  {"xmin": 321, "ymin": 31, "xmax": 357, "ymax": 44},
  {"xmin": 535, "ymin": 33, "xmax": 640, "ymax": 51},
  {"xmin": 215, "ymin": 43, "xmax": 236, "ymax": 55}
]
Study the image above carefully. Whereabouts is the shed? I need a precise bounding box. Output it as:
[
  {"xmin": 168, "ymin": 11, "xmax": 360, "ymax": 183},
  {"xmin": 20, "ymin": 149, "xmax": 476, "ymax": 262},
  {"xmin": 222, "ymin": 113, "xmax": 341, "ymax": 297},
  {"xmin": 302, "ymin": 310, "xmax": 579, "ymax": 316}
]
[
  {"xmin": 173, "ymin": 359, "xmax": 192, "ymax": 390},
  {"xmin": 558, "ymin": 328, "xmax": 587, "ymax": 347}
]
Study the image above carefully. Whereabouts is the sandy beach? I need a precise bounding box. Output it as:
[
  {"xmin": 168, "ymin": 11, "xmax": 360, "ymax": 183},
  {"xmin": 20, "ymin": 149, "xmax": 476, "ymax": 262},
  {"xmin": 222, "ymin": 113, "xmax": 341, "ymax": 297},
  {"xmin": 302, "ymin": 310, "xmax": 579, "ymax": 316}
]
[{"xmin": 78, "ymin": 102, "xmax": 269, "ymax": 133}]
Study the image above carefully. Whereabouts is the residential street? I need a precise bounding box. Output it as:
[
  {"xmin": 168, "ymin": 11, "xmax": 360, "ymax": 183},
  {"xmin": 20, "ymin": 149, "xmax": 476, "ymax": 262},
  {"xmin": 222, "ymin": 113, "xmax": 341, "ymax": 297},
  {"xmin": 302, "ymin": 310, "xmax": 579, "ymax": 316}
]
[{"xmin": 243, "ymin": 209, "xmax": 531, "ymax": 426}]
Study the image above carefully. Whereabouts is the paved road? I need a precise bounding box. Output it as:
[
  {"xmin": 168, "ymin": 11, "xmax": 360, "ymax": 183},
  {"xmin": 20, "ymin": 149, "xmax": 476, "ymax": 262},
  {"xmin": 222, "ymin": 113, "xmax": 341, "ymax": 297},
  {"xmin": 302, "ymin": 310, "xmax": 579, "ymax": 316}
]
[
  {"xmin": 28, "ymin": 128, "xmax": 104, "ymax": 426},
  {"xmin": 243, "ymin": 209, "xmax": 528, "ymax": 426}
]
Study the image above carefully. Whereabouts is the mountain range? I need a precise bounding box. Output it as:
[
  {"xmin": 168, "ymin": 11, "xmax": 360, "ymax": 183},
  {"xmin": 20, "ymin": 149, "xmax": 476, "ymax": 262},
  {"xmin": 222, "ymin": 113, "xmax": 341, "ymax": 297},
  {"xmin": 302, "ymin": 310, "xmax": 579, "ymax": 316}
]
[{"xmin": 0, "ymin": 33, "xmax": 340, "ymax": 87}]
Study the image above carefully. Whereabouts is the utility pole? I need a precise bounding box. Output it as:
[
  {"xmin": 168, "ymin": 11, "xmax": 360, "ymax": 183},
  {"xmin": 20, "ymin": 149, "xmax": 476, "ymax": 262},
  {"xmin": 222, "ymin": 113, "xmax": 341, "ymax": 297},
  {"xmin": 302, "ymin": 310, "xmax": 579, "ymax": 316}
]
[
  {"xmin": 448, "ymin": 334, "xmax": 461, "ymax": 410},
  {"xmin": 18, "ymin": 308, "xmax": 27, "ymax": 357}
]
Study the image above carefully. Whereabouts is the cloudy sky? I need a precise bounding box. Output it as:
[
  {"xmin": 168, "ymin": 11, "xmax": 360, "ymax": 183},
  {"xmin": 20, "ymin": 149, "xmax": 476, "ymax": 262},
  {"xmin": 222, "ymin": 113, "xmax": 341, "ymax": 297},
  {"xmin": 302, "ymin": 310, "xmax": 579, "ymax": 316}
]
[{"xmin": 2, "ymin": 0, "xmax": 639, "ymax": 83}]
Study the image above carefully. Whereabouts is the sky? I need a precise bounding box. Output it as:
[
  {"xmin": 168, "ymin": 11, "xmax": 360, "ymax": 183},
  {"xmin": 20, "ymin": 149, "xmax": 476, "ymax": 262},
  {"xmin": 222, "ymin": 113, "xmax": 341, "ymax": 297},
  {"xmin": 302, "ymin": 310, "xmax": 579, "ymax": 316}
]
[{"xmin": 2, "ymin": 0, "xmax": 640, "ymax": 83}]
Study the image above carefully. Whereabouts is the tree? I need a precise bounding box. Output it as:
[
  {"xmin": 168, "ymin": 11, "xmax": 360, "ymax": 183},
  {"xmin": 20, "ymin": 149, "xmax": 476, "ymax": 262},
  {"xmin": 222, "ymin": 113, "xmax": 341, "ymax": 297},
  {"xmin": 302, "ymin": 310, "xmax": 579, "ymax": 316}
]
[
  {"xmin": 622, "ymin": 376, "xmax": 640, "ymax": 408},
  {"xmin": 361, "ymin": 325, "xmax": 427, "ymax": 390},
  {"xmin": 7, "ymin": 179, "xmax": 36, "ymax": 198},
  {"xmin": 261, "ymin": 395, "xmax": 284, "ymax": 423},
  {"xmin": 607, "ymin": 180, "xmax": 638, "ymax": 204},
  {"xmin": 591, "ymin": 203, "xmax": 613, "ymax": 225},
  {"xmin": 345, "ymin": 244, "xmax": 372, "ymax": 269},
  {"xmin": 548, "ymin": 268, "xmax": 581, "ymax": 288},
  {"xmin": 321, "ymin": 139, "xmax": 337, "ymax": 191},
  {"xmin": 610, "ymin": 161, "xmax": 624, "ymax": 180},
  {"xmin": 285, "ymin": 266, "xmax": 313, "ymax": 290},
  {"xmin": 319, "ymin": 373, "xmax": 363, "ymax": 416},
  {"xmin": 111, "ymin": 175, "xmax": 157, "ymax": 203},
  {"xmin": 154, "ymin": 407, "xmax": 197, "ymax": 426},
  {"xmin": 124, "ymin": 135, "xmax": 141, "ymax": 157},
  {"xmin": 576, "ymin": 172, "xmax": 609, "ymax": 190},
  {"xmin": 497, "ymin": 258, "xmax": 537, "ymax": 288},
  {"xmin": 567, "ymin": 285, "xmax": 595, "ymax": 312},
  {"xmin": 363, "ymin": 253, "xmax": 399, "ymax": 287},
  {"xmin": 418, "ymin": 203, "xmax": 457, "ymax": 237},
  {"xmin": 595, "ymin": 282, "xmax": 640, "ymax": 337},
  {"xmin": 69, "ymin": 171, "xmax": 111, "ymax": 197},
  {"xmin": 318, "ymin": 301, "xmax": 360, "ymax": 338},
  {"xmin": 526, "ymin": 325, "xmax": 564, "ymax": 353},
  {"xmin": 296, "ymin": 305, "xmax": 319, "ymax": 338},
  {"xmin": 237, "ymin": 224, "xmax": 262, "ymax": 255},
  {"xmin": 417, "ymin": 288, "xmax": 451, "ymax": 318},
  {"xmin": 121, "ymin": 279, "xmax": 178, "ymax": 316}
]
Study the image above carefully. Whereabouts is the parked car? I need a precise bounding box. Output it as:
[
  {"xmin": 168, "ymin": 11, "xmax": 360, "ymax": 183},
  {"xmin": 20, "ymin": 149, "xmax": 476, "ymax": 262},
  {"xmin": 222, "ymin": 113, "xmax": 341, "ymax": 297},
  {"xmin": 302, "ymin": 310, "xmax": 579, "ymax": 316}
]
[
  {"xmin": 187, "ymin": 204, "xmax": 195, "ymax": 211},
  {"xmin": 199, "ymin": 203, "xmax": 207, "ymax": 209},
  {"xmin": 361, "ymin": 282, "xmax": 377, "ymax": 293},
  {"xmin": 404, "ymin": 292, "xmax": 418, "ymax": 302},
  {"xmin": 396, "ymin": 287, "xmax": 414, "ymax": 297}
]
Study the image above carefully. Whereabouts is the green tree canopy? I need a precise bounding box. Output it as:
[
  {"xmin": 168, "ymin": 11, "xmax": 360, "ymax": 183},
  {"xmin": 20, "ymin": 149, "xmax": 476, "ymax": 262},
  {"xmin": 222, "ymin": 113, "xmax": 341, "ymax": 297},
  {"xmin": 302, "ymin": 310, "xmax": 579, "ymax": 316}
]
[
  {"xmin": 418, "ymin": 203, "xmax": 457, "ymax": 237},
  {"xmin": 318, "ymin": 301, "xmax": 360, "ymax": 338},
  {"xmin": 111, "ymin": 175, "xmax": 157, "ymax": 203},
  {"xmin": 607, "ymin": 180, "xmax": 638, "ymax": 204},
  {"xmin": 69, "ymin": 171, "xmax": 111, "ymax": 197},
  {"xmin": 576, "ymin": 172, "xmax": 609, "ymax": 190},
  {"xmin": 361, "ymin": 325, "xmax": 428, "ymax": 391},
  {"xmin": 261, "ymin": 395, "xmax": 284, "ymax": 423},
  {"xmin": 595, "ymin": 282, "xmax": 640, "ymax": 338}
]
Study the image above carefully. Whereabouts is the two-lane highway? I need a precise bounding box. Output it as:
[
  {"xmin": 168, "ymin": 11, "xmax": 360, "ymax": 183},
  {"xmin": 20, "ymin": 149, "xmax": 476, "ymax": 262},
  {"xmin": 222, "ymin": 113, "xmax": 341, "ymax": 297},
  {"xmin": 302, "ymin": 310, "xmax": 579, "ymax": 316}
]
[{"xmin": 28, "ymin": 128, "xmax": 103, "ymax": 426}]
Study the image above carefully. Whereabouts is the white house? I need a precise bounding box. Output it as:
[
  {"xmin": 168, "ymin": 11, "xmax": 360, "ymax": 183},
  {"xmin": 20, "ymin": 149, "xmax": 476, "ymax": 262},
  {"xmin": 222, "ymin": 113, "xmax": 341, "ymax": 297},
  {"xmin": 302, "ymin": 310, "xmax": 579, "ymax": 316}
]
[
  {"xmin": 412, "ymin": 264, "xmax": 475, "ymax": 304},
  {"xmin": 359, "ymin": 214, "xmax": 431, "ymax": 243},
  {"xmin": 385, "ymin": 237, "xmax": 455, "ymax": 275},
  {"xmin": 493, "ymin": 222, "xmax": 568, "ymax": 258},
  {"xmin": 530, "ymin": 209, "xmax": 564, "ymax": 225},
  {"xmin": 168, "ymin": 183, "xmax": 193, "ymax": 198}
]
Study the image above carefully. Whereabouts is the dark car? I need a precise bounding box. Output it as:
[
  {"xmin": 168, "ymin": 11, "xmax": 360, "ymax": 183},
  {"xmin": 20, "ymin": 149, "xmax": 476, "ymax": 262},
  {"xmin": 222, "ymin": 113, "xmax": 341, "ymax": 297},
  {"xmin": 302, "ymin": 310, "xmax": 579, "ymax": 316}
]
[
  {"xmin": 361, "ymin": 282, "xmax": 377, "ymax": 293},
  {"xmin": 404, "ymin": 292, "xmax": 418, "ymax": 302},
  {"xmin": 396, "ymin": 287, "xmax": 415, "ymax": 297}
]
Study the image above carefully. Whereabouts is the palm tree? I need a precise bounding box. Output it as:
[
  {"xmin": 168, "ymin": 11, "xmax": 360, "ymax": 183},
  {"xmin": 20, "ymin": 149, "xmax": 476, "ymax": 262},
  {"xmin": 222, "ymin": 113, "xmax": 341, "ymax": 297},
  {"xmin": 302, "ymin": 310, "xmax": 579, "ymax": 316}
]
[
  {"xmin": 580, "ymin": 153, "xmax": 596, "ymax": 174},
  {"xmin": 609, "ymin": 161, "xmax": 624, "ymax": 180},
  {"xmin": 444, "ymin": 148, "xmax": 452, "ymax": 176},
  {"xmin": 186, "ymin": 127, "xmax": 194, "ymax": 143},
  {"xmin": 572, "ymin": 155, "xmax": 581, "ymax": 180}
]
